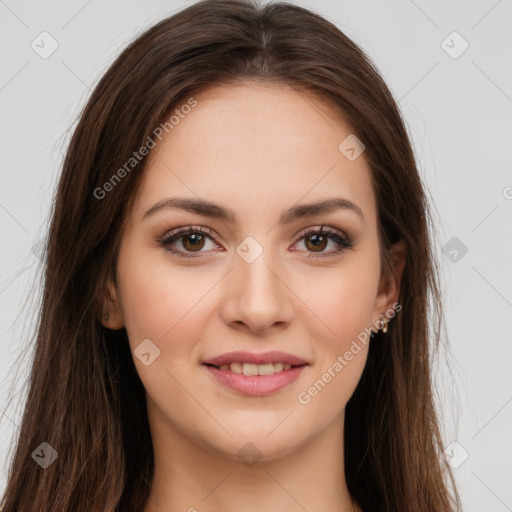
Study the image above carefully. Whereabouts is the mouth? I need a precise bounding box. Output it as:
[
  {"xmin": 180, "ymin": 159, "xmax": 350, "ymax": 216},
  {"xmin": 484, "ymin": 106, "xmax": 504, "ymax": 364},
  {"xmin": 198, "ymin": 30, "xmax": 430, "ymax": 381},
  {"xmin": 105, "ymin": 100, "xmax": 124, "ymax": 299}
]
[
  {"xmin": 203, "ymin": 361, "xmax": 307, "ymax": 375},
  {"xmin": 201, "ymin": 351, "xmax": 309, "ymax": 395},
  {"xmin": 202, "ymin": 360, "xmax": 309, "ymax": 396}
]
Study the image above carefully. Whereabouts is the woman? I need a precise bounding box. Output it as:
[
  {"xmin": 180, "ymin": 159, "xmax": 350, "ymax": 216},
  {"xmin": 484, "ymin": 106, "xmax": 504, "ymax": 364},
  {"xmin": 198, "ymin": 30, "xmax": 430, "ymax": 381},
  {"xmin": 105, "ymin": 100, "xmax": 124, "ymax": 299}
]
[{"xmin": 0, "ymin": 0, "xmax": 461, "ymax": 510}]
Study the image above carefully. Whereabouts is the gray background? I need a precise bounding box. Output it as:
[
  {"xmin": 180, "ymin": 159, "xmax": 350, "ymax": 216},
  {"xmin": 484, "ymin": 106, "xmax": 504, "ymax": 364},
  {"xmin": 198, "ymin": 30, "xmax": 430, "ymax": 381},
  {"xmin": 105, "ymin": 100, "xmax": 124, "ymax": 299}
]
[{"xmin": 1, "ymin": 0, "xmax": 511, "ymax": 510}]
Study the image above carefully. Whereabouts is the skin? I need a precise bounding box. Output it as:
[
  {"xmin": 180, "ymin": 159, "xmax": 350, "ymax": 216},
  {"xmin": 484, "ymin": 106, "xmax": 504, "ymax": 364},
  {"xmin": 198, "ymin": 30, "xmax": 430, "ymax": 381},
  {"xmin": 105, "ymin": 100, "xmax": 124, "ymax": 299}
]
[{"xmin": 102, "ymin": 81, "xmax": 406, "ymax": 512}]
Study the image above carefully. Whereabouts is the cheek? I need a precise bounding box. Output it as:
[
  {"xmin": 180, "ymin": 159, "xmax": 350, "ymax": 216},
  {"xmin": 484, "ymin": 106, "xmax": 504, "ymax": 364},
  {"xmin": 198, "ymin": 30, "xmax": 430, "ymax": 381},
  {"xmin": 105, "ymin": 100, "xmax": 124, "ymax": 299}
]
[
  {"xmin": 115, "ymin": 249, "xmax": 217, "ymax": 417},
  {"xmin": 294, "ymin": 254, "xmax": 380, "ymax": 349},
  {"xmin": 115, "ymin": 246, "xmax": 213, "ymax": 357},
  {"xmin": 294, "ymin": 281, "xmax": 373, "ymax": 418},
  {"xmin": 291, "ymin": 252, "xmax": 379, "ymax": 409}
]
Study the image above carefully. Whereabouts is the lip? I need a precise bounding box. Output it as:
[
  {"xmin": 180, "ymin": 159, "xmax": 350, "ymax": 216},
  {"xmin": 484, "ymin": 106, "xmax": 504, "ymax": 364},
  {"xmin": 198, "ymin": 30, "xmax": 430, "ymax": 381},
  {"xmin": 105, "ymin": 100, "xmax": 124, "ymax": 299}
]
[
  {"xmin": 204, "ymin": 364, "xmax": 307, "ymax": 396},
  {"xmin": 202, "ymin": 350, "xmax": 308, "ymax": 367}
]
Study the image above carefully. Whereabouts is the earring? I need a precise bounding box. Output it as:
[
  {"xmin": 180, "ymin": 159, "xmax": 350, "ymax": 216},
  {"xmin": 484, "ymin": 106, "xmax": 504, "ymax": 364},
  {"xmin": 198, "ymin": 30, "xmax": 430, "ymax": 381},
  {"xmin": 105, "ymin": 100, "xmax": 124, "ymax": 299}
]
[
  {"xmin": 104, "ymin": 312, "xmax": 109, "ymax": 321},
  {"xmin": 380, "ymin": 314, "xmax": 388, "ymax": 333}
]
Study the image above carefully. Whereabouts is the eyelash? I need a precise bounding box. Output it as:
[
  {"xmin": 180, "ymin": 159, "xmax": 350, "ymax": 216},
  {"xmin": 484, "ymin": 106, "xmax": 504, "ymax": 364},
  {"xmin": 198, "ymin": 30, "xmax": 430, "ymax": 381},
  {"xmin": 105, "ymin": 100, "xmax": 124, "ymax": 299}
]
[{"xmin": 157, "ymin": 225, "xmax": 355, "ymax": 260}]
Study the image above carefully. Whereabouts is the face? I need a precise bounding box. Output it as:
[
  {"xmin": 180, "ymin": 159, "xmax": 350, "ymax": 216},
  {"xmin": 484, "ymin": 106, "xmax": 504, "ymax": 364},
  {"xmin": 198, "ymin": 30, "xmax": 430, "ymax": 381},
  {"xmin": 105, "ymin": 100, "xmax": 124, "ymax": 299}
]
[{"xmin": 104, "ymin": 81, "xmax": 404, "ymax": 462}]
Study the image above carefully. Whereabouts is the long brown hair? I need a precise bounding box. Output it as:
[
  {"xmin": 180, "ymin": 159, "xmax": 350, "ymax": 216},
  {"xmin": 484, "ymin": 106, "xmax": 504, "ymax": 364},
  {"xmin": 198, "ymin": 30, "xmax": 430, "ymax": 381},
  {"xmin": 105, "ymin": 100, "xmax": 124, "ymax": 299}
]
[{"xmin": 0, "ymin": 1, "xmax": 461, "ymax": 510}]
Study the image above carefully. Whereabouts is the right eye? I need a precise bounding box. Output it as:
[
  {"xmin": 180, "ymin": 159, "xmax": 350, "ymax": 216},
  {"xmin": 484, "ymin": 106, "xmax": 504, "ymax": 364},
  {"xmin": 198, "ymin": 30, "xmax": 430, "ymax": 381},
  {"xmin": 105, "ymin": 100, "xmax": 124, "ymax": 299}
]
[{"xmin": 157, "ymin": 226, "xmax": 222, "ymax": 258}]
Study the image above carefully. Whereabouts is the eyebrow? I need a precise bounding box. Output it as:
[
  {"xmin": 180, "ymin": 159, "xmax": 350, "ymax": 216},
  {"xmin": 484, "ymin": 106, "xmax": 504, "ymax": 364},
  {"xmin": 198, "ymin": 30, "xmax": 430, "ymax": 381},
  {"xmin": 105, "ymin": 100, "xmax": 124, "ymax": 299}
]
[{"xmin": 143, "ymin": 196, "xmax": 365, "ymax": 224}]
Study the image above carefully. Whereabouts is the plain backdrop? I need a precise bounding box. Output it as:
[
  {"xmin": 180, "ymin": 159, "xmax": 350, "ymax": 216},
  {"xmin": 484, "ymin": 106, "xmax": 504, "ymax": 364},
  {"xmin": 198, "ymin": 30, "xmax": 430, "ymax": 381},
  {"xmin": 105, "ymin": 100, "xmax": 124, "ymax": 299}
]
[{"xmin": 1, "ymin": 1, "xmax": 511, "ymax": 510}]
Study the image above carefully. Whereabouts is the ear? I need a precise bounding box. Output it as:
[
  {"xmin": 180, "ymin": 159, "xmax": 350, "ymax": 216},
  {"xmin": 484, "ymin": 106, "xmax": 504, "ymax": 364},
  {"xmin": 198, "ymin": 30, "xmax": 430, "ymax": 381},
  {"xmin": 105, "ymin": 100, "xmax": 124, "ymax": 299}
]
[
  {"xmin": 373, "ymin": 239, "xmax": 407, "ymax": 324},
  {"xmin": 99, "ymin": 276, "xmax": 125, "ymax": 330}
]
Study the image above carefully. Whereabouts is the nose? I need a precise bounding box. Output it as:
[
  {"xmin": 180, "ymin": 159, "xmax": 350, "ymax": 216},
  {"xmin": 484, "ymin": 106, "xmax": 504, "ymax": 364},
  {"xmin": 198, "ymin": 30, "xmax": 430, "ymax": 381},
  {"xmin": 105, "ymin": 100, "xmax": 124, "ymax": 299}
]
[{"xmin": 220, "ymin": 246, "xmax": 294, "ymax": 335}]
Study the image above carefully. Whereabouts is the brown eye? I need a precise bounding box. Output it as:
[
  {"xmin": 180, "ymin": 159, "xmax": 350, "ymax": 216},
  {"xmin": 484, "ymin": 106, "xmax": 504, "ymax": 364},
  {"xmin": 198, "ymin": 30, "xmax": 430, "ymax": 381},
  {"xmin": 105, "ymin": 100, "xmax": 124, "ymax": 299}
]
[
  {"xmin": 292, "ymin": 227, "xmax": 355, "ymax": 259},
  {"xmin": 158, "ymin": 226, "xmax": 219, "ymax": 259},
  {"xmin": 304, "ymin": 233, "xmax": 328, "ymax": 252},
  {"xmin": 159, "ymin": 225, "xmax": 355, "ymax": 260},
  {"xmin": 181, "ymin": 233, "xmax": 206, "ymax": 252}
]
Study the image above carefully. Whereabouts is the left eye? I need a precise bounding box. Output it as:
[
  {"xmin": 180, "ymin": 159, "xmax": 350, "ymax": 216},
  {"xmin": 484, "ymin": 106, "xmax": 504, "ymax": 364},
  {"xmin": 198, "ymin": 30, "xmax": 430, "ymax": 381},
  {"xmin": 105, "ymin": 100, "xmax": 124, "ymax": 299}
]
[{"xmin": 158, "ymin": 226, "xmax": 355, "ymax": 259}]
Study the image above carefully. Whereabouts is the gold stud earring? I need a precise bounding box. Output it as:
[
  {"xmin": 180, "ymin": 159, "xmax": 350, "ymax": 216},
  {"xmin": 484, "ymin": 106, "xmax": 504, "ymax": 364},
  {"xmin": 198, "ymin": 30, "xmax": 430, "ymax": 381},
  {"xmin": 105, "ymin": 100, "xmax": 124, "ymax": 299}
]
[{"xmin": 380, "ymin": 314, "xmax": 388, "ymax": 333}]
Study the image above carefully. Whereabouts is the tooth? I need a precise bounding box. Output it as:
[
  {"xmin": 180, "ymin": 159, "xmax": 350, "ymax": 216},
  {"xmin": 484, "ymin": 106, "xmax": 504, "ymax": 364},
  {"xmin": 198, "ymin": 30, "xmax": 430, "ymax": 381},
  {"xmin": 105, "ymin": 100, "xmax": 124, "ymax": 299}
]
[
  {"xmin": 242, "ymin": 363, "xmax": 259, "ymax": 376},
  {"xmin": 226, "ymin": 362, "xmax": 296, "ymax": 374},
  {"xmin": 230, "ymin": 362, "xmax": 243, "ymax": 374},
  {"xmin": 258, "ymin": 363, "xmax": 275, "ymax": 376}
]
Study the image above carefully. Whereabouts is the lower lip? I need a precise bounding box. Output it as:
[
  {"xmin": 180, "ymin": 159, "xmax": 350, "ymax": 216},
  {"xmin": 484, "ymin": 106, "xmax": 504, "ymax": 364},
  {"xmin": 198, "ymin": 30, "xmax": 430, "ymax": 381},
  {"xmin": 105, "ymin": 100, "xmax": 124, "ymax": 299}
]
[{"xmin": 203, "ymin": 364, "xmax": 307, "ymax": 396}]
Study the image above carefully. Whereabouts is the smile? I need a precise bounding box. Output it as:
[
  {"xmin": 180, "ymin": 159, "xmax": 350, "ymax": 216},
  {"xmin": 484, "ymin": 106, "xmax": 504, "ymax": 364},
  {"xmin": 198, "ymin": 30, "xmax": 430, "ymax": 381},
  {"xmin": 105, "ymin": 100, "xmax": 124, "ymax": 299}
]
[
  {"xmin": 210, "ymin": 362, "xmax": 299, "ymax": 374},
  {"xmin": 203, "ymin": 363, "xmax": 308, "ymax": 396}
]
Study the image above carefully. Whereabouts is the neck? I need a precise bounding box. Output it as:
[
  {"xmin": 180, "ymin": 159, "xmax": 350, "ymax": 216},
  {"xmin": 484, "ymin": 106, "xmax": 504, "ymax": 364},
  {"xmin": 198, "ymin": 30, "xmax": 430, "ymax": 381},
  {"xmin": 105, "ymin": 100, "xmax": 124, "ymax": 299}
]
[{"xmin": 142, "ymin": 399, "xmax": 359, "ymax": 512}]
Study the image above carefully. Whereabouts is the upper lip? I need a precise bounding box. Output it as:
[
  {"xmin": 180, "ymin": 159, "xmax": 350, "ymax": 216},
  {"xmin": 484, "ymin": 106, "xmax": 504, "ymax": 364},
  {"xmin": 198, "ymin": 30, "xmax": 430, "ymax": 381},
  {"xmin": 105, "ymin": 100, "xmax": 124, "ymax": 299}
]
[{"xmin": 202, "ymin": 351, "xmax": 308, "ymax": 367}]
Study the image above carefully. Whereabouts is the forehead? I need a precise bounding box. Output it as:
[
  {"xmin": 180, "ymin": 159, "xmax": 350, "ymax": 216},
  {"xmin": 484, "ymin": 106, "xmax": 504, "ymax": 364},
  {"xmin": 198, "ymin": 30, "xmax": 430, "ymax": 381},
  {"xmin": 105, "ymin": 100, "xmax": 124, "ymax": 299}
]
[{"xmin": 133, "ymin": 81, "xmax": 377, "ymax": 228}]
